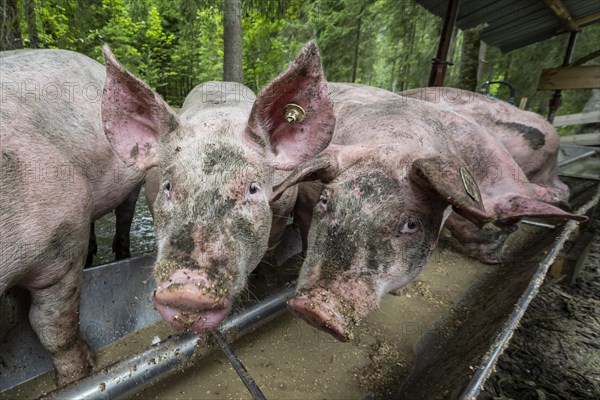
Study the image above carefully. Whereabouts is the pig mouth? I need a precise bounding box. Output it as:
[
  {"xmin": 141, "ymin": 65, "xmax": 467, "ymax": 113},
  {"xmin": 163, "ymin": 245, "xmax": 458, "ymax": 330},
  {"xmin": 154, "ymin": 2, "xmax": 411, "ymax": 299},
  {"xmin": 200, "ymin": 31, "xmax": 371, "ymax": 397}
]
[
  {"xmin": 287, "ymin": 296, "xmax": 353, "ymax": 342},
  {"xmin": 458, "ymin": 241, "xmax": 504, "ymax": 264},
  {"xmin": 154, "ymin": 299, "xmax": 231, "ymax": 332},
  {"xmin": 154, "ymin": 281, "xmax": 232, "ymax": 332}
]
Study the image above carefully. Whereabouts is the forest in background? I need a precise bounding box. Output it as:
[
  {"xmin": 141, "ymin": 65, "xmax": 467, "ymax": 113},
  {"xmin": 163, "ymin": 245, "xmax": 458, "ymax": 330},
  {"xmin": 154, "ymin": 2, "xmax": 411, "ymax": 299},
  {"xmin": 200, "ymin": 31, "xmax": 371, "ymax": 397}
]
[{"xmin": 1, "ymin": 0, "xmax": 598, "ymax": 119}]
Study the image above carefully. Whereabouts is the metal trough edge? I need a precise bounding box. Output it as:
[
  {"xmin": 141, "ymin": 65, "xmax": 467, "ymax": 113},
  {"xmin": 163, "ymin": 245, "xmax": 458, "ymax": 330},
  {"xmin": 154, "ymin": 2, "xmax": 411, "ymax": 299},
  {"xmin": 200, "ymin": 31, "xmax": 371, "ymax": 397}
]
[
  {"xmin": 459, "ymin": 189, "xmax": 600, "ymax": 399},
  {"xmin": 41, "ymin": 286, "xmax": 295, "ymax": 400}
]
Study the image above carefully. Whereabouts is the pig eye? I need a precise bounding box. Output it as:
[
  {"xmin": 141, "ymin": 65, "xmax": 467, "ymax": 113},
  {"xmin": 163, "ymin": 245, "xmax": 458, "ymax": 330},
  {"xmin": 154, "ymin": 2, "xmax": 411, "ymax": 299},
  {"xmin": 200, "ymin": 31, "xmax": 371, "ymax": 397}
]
[
  {"xmin": 318, "ymin": 193, "xmax": 329, "ymax": 211},
  {"xmin": 248, "ymin": 182, "xmax": 260, "ymax": 195},
  {"xmin": 399, "ymin": 219, "xmax": 419, "ymax": 234}
]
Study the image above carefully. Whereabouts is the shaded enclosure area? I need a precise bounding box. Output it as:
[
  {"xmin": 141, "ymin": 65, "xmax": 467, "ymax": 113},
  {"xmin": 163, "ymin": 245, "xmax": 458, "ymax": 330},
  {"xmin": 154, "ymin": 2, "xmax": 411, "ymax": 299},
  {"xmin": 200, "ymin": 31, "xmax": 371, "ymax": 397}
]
[{"xmin": 481, "ymin": 216, "xmax": 600, "ymax": 399}]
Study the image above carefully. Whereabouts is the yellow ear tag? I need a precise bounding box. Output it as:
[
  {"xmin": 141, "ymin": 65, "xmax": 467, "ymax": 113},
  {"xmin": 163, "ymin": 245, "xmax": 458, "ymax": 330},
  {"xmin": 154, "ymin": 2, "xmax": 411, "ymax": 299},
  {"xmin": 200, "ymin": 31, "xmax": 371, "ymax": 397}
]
[
  {"xmin": 460, "ymin": 167, "xmax": 480, "ymax": 203},
  {"xmin": 284, "ymin": 103, "xmax": 306, "ymax": 124}
]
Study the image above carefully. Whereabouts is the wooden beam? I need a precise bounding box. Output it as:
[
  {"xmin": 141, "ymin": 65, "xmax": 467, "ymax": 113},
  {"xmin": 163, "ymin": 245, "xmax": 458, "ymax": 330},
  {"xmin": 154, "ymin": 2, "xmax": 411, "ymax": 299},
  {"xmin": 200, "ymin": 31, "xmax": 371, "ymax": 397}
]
[
  {"xmin": 558, "ymin": 11, "xmax": 600, "ymax": 32},
  {"xmin": 568, "ymin": 50, "xmax": 600, "ymax": 67},
  {"xmin": 575, "ymin": 11, "xmax": 600, "ymax": 26},
  {"xmin": 542, "ymin": 0, "xmax": 578, "ymax": 31},
  {"xmin": 560, "ymin": 133, "xmax": 600, "ymax": 146},
  {"xmin": 553, "ymin": 112, "xmax": 600, "ymax": 127},
  {"xmin": 539, "ymin": 65, "xmax": 600, "ymax": 90}
]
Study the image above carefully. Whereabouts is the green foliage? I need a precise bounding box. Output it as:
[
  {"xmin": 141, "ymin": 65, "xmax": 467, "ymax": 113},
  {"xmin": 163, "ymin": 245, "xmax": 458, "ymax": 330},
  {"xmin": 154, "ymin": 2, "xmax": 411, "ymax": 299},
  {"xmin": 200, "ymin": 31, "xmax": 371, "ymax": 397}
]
[
  {"xmin": 138, "ymin": 5, "xmax": 175, "ymax": 91},
  {"xmin": 168, "ymin": 4, "xmax": 223, "ymax": 104},
  {"xmin": 370, "ymin": 0, "xmax": 440, "ymax": 91},
  {"xmin": 7, "ymin": 0, "xmax": 599, "ymax": 113},
  {"xmin": 88, "ymin": 0, "xmax": 142, "ymax": 71},
  {"xmin": 243, "ymin": 9, "xmax": 303, "ymax": 92},
  {"xmin": 35, "ymin": 1, "xmax": 70, "ymax": 48}
]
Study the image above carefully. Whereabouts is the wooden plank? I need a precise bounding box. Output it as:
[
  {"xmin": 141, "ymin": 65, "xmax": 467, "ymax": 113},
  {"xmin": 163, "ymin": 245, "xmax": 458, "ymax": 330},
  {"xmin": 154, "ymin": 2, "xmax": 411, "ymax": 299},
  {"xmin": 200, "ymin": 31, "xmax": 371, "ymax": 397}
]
[
  {"xmin": 559, "ymin": 11, "xmax": 600, "ymax": 33},
  {"xmin": 568, "ymin": 50, "xmax": 600, "ymax": 67},
  {"xmin": 518, "ymin": 97, "xmax": 528, "ymax": 110},
  {"xmin": 559, "ymin": 133, "xmax": 600, "ymax": 146},
  {"xmin": 553, "ymin": 112, "xmax": 600, "ymax": 127},
  {"xmin": 538, "ymin": 65, "xmax": 600, "ymax": 90},
  {"xmin": 575, "ymin": 11, "xmax": 600, "ymax": 26}
]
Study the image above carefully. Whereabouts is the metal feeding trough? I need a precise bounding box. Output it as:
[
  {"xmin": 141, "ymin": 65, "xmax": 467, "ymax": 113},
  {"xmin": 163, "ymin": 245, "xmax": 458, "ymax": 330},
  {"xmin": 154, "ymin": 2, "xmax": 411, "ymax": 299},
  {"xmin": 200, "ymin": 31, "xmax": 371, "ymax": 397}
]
[
  {"xmin": 1, "ymin": 151, "xmax": 598, "ymax": 400},
  {"xmin": 558, "ymin": 144, "xmax": 600, "ymax": 181}
]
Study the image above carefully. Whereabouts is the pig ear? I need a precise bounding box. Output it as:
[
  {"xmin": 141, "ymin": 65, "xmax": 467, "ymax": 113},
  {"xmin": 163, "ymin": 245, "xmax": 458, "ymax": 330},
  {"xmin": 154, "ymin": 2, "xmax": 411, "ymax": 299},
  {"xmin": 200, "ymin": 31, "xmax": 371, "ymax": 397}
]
[
  {"xmin": 270, "ymin": 144, "xmax": 366, "ymax": 203},
  {"xmin": 494, "ymin": 195, "xmax": 587, "ymax": 223},
  {"xmin": 102, "ymin": 45, "xmax": 179, "ymax": 171},
  {"xmin": 410, "ymin": 155, "xmax": 492, "ymax": 226},
  {"xmin": 245, "ymin": 42, "xmax": 335, "ymax": 170}
]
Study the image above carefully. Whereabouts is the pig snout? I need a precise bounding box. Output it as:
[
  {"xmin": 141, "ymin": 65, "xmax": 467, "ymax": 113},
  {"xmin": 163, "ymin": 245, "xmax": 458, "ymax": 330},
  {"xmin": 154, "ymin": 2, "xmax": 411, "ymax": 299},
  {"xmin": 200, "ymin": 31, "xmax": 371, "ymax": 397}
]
[
  {"xmin": 153, "ymin": 269, "xmax": 232, "ymax": 332},
  {"xmin": 288, "ymin": 289, "xmax": 357, "ymax": 342}
]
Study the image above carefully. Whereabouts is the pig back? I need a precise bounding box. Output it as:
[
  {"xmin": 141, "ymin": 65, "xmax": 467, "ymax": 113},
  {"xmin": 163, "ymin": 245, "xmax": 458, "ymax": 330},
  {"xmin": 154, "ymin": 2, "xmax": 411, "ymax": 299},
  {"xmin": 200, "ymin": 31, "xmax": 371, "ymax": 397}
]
[
  {"xmin": 180, "ymin": 81, "xmax": 256, "ymax": 120},
  {"xmin": 400, "ymin": 87, "xmax": 566, "ymax": 199},
  {"xmin": 1, "ymin": 50, "xmax": 143, "ymax": 219}
]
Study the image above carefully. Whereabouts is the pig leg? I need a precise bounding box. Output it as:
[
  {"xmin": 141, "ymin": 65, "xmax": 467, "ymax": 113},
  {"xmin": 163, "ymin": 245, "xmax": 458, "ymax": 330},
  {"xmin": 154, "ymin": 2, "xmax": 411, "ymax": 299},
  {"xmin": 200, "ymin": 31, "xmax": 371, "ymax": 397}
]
[
  {"xmin": 112, "ymin": 184, "xmax": 141, "ymax": 260},
  {"xmin": 294, "ymin": 182, "xmax": 323, "ymax": 251},
  {"xmin": 27, "ymin": 257, "xmax": 95, "ymax": 386},
  {"xmin": 85, "ymin": 223, "xmax": 97, "ymax": 268}
]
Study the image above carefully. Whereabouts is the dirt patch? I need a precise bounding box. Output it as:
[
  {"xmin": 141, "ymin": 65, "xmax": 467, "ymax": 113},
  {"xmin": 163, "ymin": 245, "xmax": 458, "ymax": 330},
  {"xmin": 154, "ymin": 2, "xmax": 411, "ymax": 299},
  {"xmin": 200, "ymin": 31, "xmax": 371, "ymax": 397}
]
[
  {"xmin": 351, "ymin": 326, "xmax": 410, "ymax": 398},
  {"xmin": 481, "ymin": 217, "xmax": 600, "ymax": 400}
]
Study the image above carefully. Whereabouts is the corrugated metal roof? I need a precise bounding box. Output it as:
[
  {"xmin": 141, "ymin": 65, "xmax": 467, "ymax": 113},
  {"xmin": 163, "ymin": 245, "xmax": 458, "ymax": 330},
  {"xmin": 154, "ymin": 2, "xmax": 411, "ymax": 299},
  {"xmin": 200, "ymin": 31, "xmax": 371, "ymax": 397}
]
[{"xmin": 415, "ymin": 0, "xmax": 600, "ymax": 52}]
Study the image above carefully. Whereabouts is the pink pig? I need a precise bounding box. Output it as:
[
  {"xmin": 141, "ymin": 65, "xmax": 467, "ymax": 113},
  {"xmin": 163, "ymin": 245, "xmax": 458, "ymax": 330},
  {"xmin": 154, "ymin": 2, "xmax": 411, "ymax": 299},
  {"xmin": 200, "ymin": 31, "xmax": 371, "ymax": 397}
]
[
  {"xmin": 0, "ymin": 49, "xmax": 145, "ymax": 385},
  {"xmin": 272, "ymin": 83, "xmax": 585, "ymax": 341},
  {"xmin": 400, "ymin": 87, "xmax": 570, "ymax": 263},
  {"xmin": 101, "ymin": 43, "xmax": 335, "ymax": 333}
]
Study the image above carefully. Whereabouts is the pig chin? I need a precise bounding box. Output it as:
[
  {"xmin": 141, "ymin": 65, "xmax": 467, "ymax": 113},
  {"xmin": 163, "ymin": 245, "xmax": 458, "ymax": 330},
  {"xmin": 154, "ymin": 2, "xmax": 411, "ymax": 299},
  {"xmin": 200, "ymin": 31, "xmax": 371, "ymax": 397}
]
[
  {"xmin": 454, "ymin": 235, "xmax": 507, "ymax": 264},
  {"xmin": 153, "ymin": 268, "xmax": 234, "ymax": 332},
  {"xmin": 288, "ymin": 286, "xmax": 377, "ymax": 342}
]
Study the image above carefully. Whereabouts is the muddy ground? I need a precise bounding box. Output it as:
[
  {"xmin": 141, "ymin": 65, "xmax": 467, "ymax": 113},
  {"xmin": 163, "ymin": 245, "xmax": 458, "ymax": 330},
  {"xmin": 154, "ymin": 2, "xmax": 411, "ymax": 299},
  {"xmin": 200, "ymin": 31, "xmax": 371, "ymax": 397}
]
[{"xmin": 480, "ymin": 216, "xmax": 600, "ymax": 400}]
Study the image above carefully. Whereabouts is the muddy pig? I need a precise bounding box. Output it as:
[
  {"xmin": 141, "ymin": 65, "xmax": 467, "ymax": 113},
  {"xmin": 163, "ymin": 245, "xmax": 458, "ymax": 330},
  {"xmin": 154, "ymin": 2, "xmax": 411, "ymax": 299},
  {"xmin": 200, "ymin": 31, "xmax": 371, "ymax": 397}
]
[
  {"xmin": 0, "ymin": 49, "xmax": 144, "ymax": 385},
  {"xmin": 272, "ymin": 83, "xmax": 586, "ymax": 341},
  {"xmin": 101, "ymin": 42, "xmax": 335, "ymax": 333},
  {"xmin": 400, "ymin": 87, "xmax": 570, "ymax": 263}
]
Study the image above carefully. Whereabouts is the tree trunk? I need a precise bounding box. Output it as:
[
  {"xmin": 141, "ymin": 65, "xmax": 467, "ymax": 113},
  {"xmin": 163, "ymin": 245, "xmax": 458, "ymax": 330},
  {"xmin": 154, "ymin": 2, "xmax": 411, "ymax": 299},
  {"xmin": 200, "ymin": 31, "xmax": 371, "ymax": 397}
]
[
  {"xmin": 223, "ymin": 0, "xmax": 243, "ymax": 83},
  {"xmin": 351, "ymin": 5, "xmax": 364, "ymax": 83},
  {"xmin": 389, "ymin": 56, "xmax": 396, "ymax": 92},
  {"xmin": 398, "ymin": 6, "xmax": 417, "ymax": 91},
  {"xmin": 25, "ymin": 0, "xmax": 38, "ymax": 48},
  {"xmin": 477, "ymin": 40, "xmax": 487, "ymax": 84},
  {"xmin": 447, "ymin": 25, "xmax": 458, "ymax": 62},
  {"xmin": 503, "ymin": 53, "xmax": 513, "ymax": 82},
  {"xmin": 1, "ymin": 0, "xmax": 23, "ymax": 50},
  {"xmin": 456, "ymin": 26, "xmax": 483, "ymax": 91}
]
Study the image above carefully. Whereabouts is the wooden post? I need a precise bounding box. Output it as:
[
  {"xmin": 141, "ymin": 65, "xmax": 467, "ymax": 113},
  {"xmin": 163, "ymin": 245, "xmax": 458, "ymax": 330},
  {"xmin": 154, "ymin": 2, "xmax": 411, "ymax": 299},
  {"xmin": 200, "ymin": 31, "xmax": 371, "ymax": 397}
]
[
  {"xmin": 547, "ymin": 31, "xmax": 578, "ymax": 123},
  {"xmin": 519, "ymin": 97, "xmax": 528, "ymax": 110},
  {"xmin": 428, "ymin": 0, "xmax": 460, "ymax": 87}
]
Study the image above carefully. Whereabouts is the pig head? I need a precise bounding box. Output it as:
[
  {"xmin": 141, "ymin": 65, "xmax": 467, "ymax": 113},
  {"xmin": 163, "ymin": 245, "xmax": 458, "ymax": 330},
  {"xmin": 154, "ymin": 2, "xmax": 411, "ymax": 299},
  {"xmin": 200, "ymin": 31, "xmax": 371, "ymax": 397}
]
[
  {"xmin": 272, "ymin": 85, "xmax": 586, "ymax": 341},
  {"xmin": 101, "ymin": 42, "xmax": 335, "ymax": 333}
]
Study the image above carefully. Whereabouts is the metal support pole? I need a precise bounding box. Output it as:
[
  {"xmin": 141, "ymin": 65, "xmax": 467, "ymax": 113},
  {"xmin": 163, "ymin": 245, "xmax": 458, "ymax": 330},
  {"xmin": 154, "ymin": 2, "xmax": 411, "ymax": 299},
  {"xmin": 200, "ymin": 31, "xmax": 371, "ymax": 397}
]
[
  {"xmin": 548, "ymin": 30, "xmax": 579, "ymax": 123},
  {"xmin": 428, "ymin": 0, "xmax": 460, "ymax": 87},
  {"xmin": 211, "ymin": 331, "xmax": 267, "ymax": 400}
]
